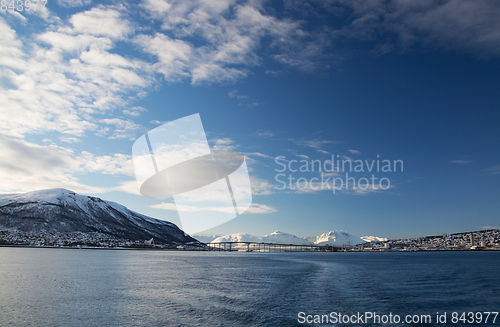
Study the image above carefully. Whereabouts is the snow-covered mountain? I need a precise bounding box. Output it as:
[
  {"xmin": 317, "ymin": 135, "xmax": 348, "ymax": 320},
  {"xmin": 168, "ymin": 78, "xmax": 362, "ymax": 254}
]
[
  {"xmin": 208, "ymin": 230, "xmax": 372, "ymax": 246},
  {"xmin": 0, "ymin": 188, "xmax": 197, "ymax": 244},
  {"xmin": 212, "ymin": 233, "xmax": 261, "ymax": 243},
  {"xmin": 211, "ymin": 231, "xmax": 312, "ymax": 244},
  {"xmin": 261, "ymin": 230, "xmax": 312, "ymax": 245},
  {"xmin": 361, "ymin": 235, "xmax": 388, "ymax": 242},
  {"xmin": 312, "ymin": 230, "xmax": 365, "ymax": 246}
]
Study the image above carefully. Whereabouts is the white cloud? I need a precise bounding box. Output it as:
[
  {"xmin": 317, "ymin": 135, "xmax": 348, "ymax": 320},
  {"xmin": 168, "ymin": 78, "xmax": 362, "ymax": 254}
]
[
  {"xmin": 123, "ymin": 106, "xmax": 148, "ymax": 117},
  {"xmin": 17, "ymin": 1, "xmax": 51, "ymax": 20},
  {"xmin": 137, "ymin": 0, "xmax": 317, "ymax": 83},
  {"xmin": 150, "ymin": 120, "xmax": 168, "ymax": 125},
  {"xmin": 134, "ymin": 33, "xmax": 192, "ymax": 82},
  {"xmin": 0, "ymin": 136, "xmax": 134, "ymax": 194},
  {"xmin": 228, "ymin": 89, "xmax": 248, "ymax": 99},
  {"xmin": 2, "ymin": 8, "xmax": 27, "ymax": 22},
  {"xmin": 210, "ymin": 137, "xmax": 236, "ymax": 151},
  {"xmin": 250, "ymin": 176, "xmax": 276, "ymax": 195},
  {"xmin": 78, "ymin": 151, "xmax": 134, "ymax": 176},
  {"xmin": 483, "ymin": 165, "xmax": 500, "ymax": 175},
  {"xmin": 245, "ymin": 152, "xmax": 275, "ymax": 160},
  {"xmin": 290, "ymin": 138, "xmax": 341, "ymax": 153},
  {"xmin": 292, "ymin": 139, "xmax": 339, "ymax": 149},
  {"xmin": 100, "ymin": 118, "xmax": 143, "ymax": 140},
  {"xmin": 140, "ymin": 0, "xmax": 172, "ymax": 18},
  {"xmin": 60, "ymin": 136, "xmax": 83, "ymax": 144},
  {"xmin": 0, "ymin": 19, "xmax": 26, "ymax": 71},
  {"xmin": 0, "ymin": 10, "xmax": 152, "ymax": 141},
  {"xmin": 0, "ymin": 0, "xmax": 332, "ymax": 198},
  {"xmin": 113, "ymin": 180, "xmax": 141, "ymax": 195},
  {"xmin": 349, "ymin": 149, "xmax": 361, "ymax": 154},
  {"xmin": 0, "ymin": 1, "xmax": 328, "ymax": 142},
  {"xmin": 151, "ymin": 202, "xmax": 180, "ymax": 211},
  {"xmin": 69, "ymin": 7, "xmax": 132, "ymax": 39},
  {"xmin": 0, "ymin": 136, "xmax": 77, "ymax": 175},
  {"xmin": 191, "ymin": 64, "xmax": 247, "ymax": 85},
  {"xmin": 254, "ymin": 130, "xmax": 274, "ymax": 137},
  {"xmin": 245, "ymin": 203, "xmax": 277, "ymax": 214}
]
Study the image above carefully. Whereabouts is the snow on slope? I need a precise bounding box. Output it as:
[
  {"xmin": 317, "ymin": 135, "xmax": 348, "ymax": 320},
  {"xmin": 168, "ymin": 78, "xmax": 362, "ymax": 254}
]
[
  {"xmin": 0, "ymin": 188, "xmax": 76, "ymax": 208},
  {"xmin": 361, "ymin": 236, "xmax": 388, "ymax": 242},
  {"xmin": 212, "ymin": 231, "xmax": 312, "ymax": 244},
  {"xmin": 212, "ymin": 233, "xmax": 261, "ymax": 243},
  {"xmin": 313, "ymin": 230, "xmax": 365, "ymax": 246},
  {"xmin": 210, "ymin": 230, "xmax": 371, "ymax": 246},
  {"xmin": 0, "ymin": 188, "xmax": 195, "ymax": 244},
  {"xmin": 0, "ymin": 188, "xmax": 175, "ymax": 227},
  {"xmin": 261, "ymin": 231, "xmax": 312, "ymax": 245}
]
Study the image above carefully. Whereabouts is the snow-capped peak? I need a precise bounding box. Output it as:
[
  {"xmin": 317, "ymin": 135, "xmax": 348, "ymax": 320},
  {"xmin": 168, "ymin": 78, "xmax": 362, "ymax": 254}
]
[
  {"xmin": 0, "ymin": 188, "xmax": 174, "ymax": 226},
  {"xmin": 361, "ymin": 236, "xmax": 388, "ymax": 242},
  {"xmin": 208, "ymin": 230, "xmax": 375, "ymax": 246},
  {"xmin": 0, "ymin": 188, "xmax": 76, "ymax": 205},
  {"xmin": 261, "ymin": 230, "xmax": 312, "ymax": 245},
  {"xmin": 313, "ymin": 230, "xmax": 365, "ymax": 246},
  {"xmin": 0, "ymin": 188, "xmax": 194, "ymax": 244},
  {"xmin": 212, "ymin": 233, "xmax": 261, "ymax": 243}
]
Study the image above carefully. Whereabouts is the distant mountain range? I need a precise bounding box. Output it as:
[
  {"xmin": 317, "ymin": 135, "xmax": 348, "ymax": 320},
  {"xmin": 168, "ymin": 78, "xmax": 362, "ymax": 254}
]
[
  {"xmin": 0, "ymin": 189, "xmax": 197, "ymax": 245},
  {"xmin": 195, "ymin": 230, "xmax": 387, "ymax": 246},
  {"xmin": 0, "ymin": 188, "xmax": 388, "ymax": 247}
]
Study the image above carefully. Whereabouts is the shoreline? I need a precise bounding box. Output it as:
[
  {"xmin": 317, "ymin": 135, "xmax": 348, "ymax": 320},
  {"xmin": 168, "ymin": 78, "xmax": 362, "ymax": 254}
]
[{"xmin": 1, "ymin": 244, "xmax": 499, "ymax": 252}]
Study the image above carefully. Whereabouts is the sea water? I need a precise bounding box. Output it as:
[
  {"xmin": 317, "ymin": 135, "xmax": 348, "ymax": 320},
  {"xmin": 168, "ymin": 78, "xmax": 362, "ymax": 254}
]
[{"xmin": 0, "ymin": 248, "xmax": 499, "ymax": 326}]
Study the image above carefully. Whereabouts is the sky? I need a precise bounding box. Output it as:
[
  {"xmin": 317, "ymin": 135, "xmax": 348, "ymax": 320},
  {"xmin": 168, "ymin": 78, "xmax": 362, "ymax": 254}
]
[{"xmin": 1, "ymin": 0, "xmax": 499, "ymax": 239}]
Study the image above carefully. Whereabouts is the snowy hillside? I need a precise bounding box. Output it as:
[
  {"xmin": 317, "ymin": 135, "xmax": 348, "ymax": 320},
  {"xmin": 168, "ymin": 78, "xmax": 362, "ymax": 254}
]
[
  {"xmin": 261, "ymin": 231, "xmax": 312, "ymax": 245},
  {"xmin": 0, "ymin": 188, "xmax": 196, "ymax": 244},
  {"xmin": 361, "ymin": 236, "xmax": 388, "ymax": 242},
  {"xmin": 313, "ymin": 230, "xmax": 365, "ymax": 246},
  {"xmin": 212, "ymin": 233, "xmax": 261, "ymax": 243},
  {"xmin": 212, "ymin": 231, "xmax": 312, "ymax": 244}
]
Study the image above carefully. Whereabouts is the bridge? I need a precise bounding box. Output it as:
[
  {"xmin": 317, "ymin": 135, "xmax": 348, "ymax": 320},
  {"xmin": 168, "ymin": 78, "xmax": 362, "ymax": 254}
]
[{"xmin": 205, "ymin": 241, "xmax": 340, "ymax": 252}]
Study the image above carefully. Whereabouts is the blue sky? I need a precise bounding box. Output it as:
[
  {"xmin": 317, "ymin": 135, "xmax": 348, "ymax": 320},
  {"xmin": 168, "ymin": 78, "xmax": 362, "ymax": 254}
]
[{"xmin": 1, "ymin": 0, "xmax": 499, "ymax": 239}]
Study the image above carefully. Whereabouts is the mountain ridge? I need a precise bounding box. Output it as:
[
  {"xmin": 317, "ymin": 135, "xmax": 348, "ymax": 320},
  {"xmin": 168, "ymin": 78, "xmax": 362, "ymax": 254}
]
[
  {"xmin": 0, "ymin": 188, "xmax": 197, "ymax": 245},
  {"xmin": 203, "ymin": 230, "xmax": 375, "ymax": 246}
]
